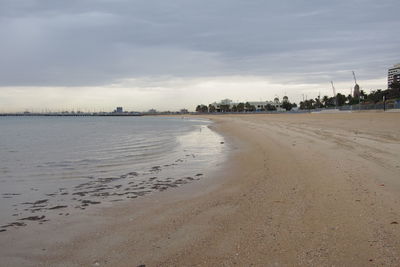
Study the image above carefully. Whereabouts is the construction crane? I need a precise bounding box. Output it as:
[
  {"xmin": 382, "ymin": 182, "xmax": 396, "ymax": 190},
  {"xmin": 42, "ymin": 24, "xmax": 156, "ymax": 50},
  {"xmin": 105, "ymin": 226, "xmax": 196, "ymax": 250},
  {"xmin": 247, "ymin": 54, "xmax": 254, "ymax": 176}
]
[
  {"xmin": 352, "ymin": 71, "xmax": 357, "ymax": 84},
  {"xmin": 331, "ymin": 81, "xmax": 336, "ymax": 97},
  {"xmin": 331, "ymin": 81, "xmax": 337, "ymax": 108}
]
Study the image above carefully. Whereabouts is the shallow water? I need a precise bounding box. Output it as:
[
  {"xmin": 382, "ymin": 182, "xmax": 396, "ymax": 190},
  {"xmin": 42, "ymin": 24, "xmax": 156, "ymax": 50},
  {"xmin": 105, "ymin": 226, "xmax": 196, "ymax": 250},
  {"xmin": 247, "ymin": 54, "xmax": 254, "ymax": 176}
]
[{"xmin": 0, "ymin": 116, "xmax": 225, "ymax": 229}]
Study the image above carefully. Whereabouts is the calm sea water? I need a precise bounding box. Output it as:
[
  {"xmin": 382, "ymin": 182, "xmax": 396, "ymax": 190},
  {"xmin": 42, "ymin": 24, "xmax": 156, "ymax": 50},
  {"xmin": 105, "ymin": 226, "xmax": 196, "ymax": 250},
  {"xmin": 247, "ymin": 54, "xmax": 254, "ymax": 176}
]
[{"xmin": 0, "ymin": 116, "xmax": 225, "ymax": 228}]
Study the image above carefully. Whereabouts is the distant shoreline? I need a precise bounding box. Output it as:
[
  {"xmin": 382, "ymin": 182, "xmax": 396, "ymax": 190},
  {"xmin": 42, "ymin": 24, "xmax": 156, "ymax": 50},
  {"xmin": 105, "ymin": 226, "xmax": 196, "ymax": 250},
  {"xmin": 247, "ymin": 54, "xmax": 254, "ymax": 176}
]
[{"xmin": 0, "ymin": 113, "xmax": 143, "ymax": 117}]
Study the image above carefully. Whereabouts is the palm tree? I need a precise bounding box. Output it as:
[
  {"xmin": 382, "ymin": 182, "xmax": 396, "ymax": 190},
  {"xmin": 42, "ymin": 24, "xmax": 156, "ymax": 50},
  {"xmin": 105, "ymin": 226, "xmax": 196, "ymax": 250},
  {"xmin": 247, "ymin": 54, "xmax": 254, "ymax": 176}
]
[
  {"xmin": 208, "ymin": 104, "xmax": 216, "ymax": 113},
  {"xmin": 322, "ymin": 95, "xmax": 329, "ymax": 107},
  {"xmin": 237, "ymin": 103, "xmax": 245, "ymax": 112}
]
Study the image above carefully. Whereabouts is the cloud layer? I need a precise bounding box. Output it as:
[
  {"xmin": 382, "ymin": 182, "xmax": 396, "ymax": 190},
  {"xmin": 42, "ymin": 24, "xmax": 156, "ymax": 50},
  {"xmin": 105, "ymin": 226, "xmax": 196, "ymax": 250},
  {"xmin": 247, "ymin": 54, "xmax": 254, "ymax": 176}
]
[{"xmin": 0, "ymin": 0, "xmax": 399, "ymax": 110}]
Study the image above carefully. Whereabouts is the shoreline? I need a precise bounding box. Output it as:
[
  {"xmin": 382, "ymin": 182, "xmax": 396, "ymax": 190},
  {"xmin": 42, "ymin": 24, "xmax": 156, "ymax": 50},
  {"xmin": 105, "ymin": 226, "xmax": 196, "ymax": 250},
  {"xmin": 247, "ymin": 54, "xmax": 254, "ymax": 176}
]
[
  {"xmin": 1, "ymin": 113, "xmax": 400, "ymax": 266},
  {"xmin": 0, "ymin": 118, "xmax": 232, "ymax": 266}
]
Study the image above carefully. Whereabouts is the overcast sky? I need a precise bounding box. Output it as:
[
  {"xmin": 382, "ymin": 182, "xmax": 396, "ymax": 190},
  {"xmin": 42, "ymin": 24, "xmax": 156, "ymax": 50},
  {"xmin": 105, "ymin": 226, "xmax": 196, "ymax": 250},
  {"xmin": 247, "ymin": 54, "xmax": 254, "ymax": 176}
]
[{"xmin": 0, "ymin": 0, "xmax": 399, "ymax": 112}]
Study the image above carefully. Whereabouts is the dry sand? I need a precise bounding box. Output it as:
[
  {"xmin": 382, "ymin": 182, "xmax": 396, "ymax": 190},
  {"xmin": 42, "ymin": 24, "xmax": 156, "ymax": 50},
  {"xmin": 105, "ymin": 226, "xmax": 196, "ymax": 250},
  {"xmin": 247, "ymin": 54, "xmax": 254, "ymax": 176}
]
[{"xmin": 1, "ymin": 112, "xmax": 400, "ymax": 266}]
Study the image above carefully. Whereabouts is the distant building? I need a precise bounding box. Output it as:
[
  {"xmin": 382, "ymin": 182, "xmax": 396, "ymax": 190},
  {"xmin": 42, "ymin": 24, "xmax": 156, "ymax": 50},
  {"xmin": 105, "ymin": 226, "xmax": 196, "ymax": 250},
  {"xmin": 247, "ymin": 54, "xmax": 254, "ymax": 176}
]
[
  {"xmin": 114, "ymin": 107, "xmax": 123, "ymax": 113},
  {"xmin": 388, "ymin": 63, "xmax": 400, "ymax": 88},
  {"xmin": 353, "ymin": 84, "xmax": 360, "ymax": 98},
  {"xmin": 250, "ymin": 101, "xmax": 269, "ymax": 111},
  {"xmin": 219, "ymin": 99, "xmax": 233, "ymax": 106},
  {"xmin": 209, "ymin": 99, "xmax": 233, "ymax": 112},
  {"xmin": 180, "ymin": 109, "xmax": 189, "ymax": 114}
]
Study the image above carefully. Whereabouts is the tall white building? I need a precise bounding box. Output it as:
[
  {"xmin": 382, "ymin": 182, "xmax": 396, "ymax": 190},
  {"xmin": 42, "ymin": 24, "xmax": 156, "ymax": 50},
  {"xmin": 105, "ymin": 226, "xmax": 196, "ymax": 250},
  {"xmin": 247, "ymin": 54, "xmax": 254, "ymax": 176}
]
[{"xmin": 388, "ymin": 63, "xmax": 400, "ymax": 88}]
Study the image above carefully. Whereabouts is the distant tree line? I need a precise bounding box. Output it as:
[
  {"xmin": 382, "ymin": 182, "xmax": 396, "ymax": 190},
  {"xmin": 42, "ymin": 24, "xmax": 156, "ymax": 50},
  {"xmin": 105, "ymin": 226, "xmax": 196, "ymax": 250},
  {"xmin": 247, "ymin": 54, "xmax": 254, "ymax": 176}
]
[
  {"xmin": 281, "ymin": 101, "xmax": 297, "ymax": 111},
  {"xmin": 196, "ymin": 86, "xmax": 400, "ymax": 112},
  {"xmin": 299, "ymin": 87, "xmax": 400, "ymax": 110},
  {"xmin": 196, "ymin": 101, "xmax": 297, "ymax": 113},
  {"xmin": 195, "ymin": 105, "xmax": 209, "ymax": 113}
]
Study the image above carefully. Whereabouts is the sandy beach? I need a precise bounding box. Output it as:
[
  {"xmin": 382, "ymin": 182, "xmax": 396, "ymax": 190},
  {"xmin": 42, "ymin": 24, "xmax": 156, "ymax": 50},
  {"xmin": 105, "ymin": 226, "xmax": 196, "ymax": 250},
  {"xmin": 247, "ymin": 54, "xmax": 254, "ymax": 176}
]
[{"xmin": 1, "ymin": 112, "xmax": 400, "ymax": 266}]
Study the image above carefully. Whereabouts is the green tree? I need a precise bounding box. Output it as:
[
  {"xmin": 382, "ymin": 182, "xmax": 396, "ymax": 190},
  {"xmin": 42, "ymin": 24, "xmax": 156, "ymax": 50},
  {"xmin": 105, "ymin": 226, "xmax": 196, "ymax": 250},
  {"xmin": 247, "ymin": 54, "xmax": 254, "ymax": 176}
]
[
  {"xmin": 266, "ymin": 103, "xmax": 276, "ymax": 111},
  {"xmin": 314, "ymin": 97, "xmax": 323, "ymax": 108},
  {"xmin": 347, "ymin": 94, "xmax": 359, "ymax": 105},
  {"xmin": 281, "ymin": 101, "xmax": 292, "ymax": 111},
  {"xmin": 308, "ymin": 99, "xmax": 316, "ymax": 109},
  {"xmin": 322, "ymin": 95, "xmax": 336, "ymax": 108},
  {"xmin": 196, "ymin": 105, "xmax": 208, "ymax": 113},
  {"xmin": 367, "ymin": 89, "xmax": 382, "ymax": 103},
  {"xmin": 245, "ymin": 102, "xmax": 252, "ymax": 111},
  {"xmin": 360, "ymin": 90, "xmax": 367, "ymax": 99},
  {"xmin": 208, "ymin": 104, "xmax": 216, "ymax": 113},
  {"xmin": 322, "ymin": 95, "xmax": 329, "ymax": 107},
  {"xmin": 244, "ymin": 103, "xmax": 256, "ymax": 112},
  {"xmin": 237, "ymin": 103, "xmax": 245, "ymax": 112},
  {"xmin": 250, "ymin": 105, "xmax": 256, "ymax": 112},
  {"xmin": 220, "ymin": 104, "xmax": 230, "ymax": 112},
  {"xmin": 336, "ymin": 93, "xmax": 347, "ymax": 106},
  {"xmin": 300, "ymin": 99, "xmax": 315, "ymax": 110}
]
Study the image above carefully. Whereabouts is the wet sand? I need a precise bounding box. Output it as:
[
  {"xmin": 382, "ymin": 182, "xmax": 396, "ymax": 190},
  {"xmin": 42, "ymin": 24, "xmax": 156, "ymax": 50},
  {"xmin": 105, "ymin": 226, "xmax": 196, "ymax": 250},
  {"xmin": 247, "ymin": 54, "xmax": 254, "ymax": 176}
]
[
  {"xmin": 1, "ymin": 112, "xmax": 400, "ymax": 266},
  {"xmin": 0, "ymin": 164, "xmax": 205, "ymax": 231}
]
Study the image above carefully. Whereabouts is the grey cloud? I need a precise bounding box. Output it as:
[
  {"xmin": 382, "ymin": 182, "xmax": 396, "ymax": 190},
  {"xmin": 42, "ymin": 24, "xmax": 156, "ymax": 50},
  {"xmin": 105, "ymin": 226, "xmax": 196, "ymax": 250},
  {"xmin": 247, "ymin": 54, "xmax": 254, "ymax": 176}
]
[{"xmin": 0, "ymin": 0, "xmax": 399, "ymax": 86}]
